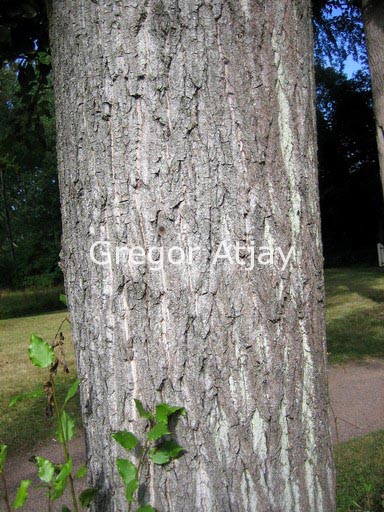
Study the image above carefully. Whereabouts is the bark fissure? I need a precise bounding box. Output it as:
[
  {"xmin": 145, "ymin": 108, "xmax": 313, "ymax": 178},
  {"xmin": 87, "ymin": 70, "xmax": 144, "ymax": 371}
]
[{"xmin": 49, "ymin": 0, "xmax": 335, "ymax": 510}]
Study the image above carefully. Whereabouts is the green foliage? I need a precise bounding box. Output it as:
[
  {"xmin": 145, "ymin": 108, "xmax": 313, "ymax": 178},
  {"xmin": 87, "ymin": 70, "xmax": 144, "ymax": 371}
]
[
  {"xmin": 79, "ymin": 488, "xmax": 99, "ymax": 507},
  {"xmin": 28, "ymin": 334, "xmax": 55, "ymax": 368},
  {"xmin": 0, "ymin": 311, "xmax": 97, "ymax": 512},
  {"xmin": 147, "ymin": 422, "xmax": 170, "ymax": 441},
  {"xmin": 0, "ymin": 444, "xmax": 7, "ymax": 472},
  {"xmin": 9, "ymin": 390, "xmax": 45, "ymax": 406},
  {"xmin": 13, "ymin": 479, "xmax": 31, "ymax": 509},
  {"xmin": 35, "ymin": 456, "xmax": 55, "ymax": 483},
  {"xmin": 63, "ymin": 379, "xmax": 80, "ymax": 407},
  {"xmin": 113, "ymin": 399, "xmax": 187, "ymax": 511},
  {"xmin": 113, "ymin": 431, "xmax": 139, "ymax": 451}
]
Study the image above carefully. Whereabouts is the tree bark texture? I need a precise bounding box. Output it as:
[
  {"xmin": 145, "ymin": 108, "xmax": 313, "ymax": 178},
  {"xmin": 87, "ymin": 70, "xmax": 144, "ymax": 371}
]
[
  {"xmin": 49, "ymin": 1, "xmax": 335, "ymax": 510},
  {"xmin": 362, "ymin": 0, "xmax": 384, "ymax": 198}
]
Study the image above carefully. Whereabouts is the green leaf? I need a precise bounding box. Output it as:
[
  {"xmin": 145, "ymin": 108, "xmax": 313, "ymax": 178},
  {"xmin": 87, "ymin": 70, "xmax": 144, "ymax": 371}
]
[
  {"xmin": 13, "ymin": 479, "xmax": 31, "ymax": 509},
  {"xmin": 61, "ymin": 507, "xmax": 71, "ymax": 512},
  {"xmin": 147, "ymin": 422, "xmax": 170, "ymax": 441},
  {"xmin": 116, "ymin": 458, "xmax": 137, "ymax": 486},
  {"xmin": 28, "ymin": 334, "xmax": 55, "ymax": 368},
  {"xmin": 136, "ymin": 506, "xmax": 156, "ymax": 512},
  {"xmin": 56, "ymin": 458, "xmax": 72, "ymax": 482},
  {"xmin": 60, "ymin": 294, "xmax": 67, "ymax": 306},
  {"xmin": 37, "ymin": 51, "xmax": 51, "ymax": 65},
  {"xmin": 75, "ymin": 464, "xmax": 87, "ymax": 479},
  {"xmin": 148, "ymin": 447, "xmax": 170, "ymax": 465},
  {"xmin": 0, "ymin": 444, "xmax": 7, "ymax": 472},
  {"xmin": 79, "ymin": 488, "xmax": 98, "ymax": 507},
  {"xmin": 64, "ymin": 379, "xmax": 80, "ymax": 406},
  {"xmin": 112, "ymin": 431, "xmax": 139, "ymax": 451},
  {"xmin": 149, "ymin": 441, "xmax": 184, "ymax": 465},
  {"xmin": 57, "ymin": 411, "xmax": 75, "ymax": 443},
  {"xmin": 36, "ymin": 456, "xmax": 55, "ymax": 483},
  {"xmin": 51, "ymin": 476, "xmax": 67, "ymax": 500},
  {"xmin": 134, "ymin": 399, "xmax": 154, "ymax": 420},
  {"xmin": 125, "ymin": 478, "xmax": 139, "ymax": 503},
  {"xmin": 155, "ymin": 404, "xmax": 186, "ymax": 424},
  {"xmin": 9, "ymin": 390, "xmax": 45, "ymax": 406}
]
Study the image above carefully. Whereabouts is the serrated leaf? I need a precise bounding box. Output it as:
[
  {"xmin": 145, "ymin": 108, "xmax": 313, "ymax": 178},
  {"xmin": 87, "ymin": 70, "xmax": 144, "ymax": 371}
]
[
  {"xmin": 9, "ymin": 390, "xmax": 45, "ymax": 406},
  {"xmin": 125, "ymin": 478, "xmax": 138, "ymax": 502},
  {"xmin": 75, "ymin": 464, "xmax": 87, "ymax": 479},
  {"xmin": 51, "ymin": 476, "xmax": 67, "ymax": 500},
  {"xmin": 112, "ymin": 431, "xmax": 139, "ymax": 451},
  {"xmin": 147, "ymin": 422, "xmax": 170, "ymax": 441},
  {"xmin": 158, "ymin": 440, "xmax": 184, "ymax": 458},
  {"xmin": 60, "ymin": 294, "xmax": 67, "ymax": 306},
  {"xmin": 136, "ymin": 506, "xmax": 156, "ymax": 512},
  {"xmin": 79, "ymin": 488, "xmax": 98, "ymax": 507},
  {"xmin": 116, "ymin": 458, "xmax": 137, "ymax": 486},
  {"xmin": 28, "ymin": 334, "xmax": 55, "ymax": 368},
  {"xmin": 13, "ymin": 479, "xmax": 31, "ymax": 509},
  {"xmin": 36, "ymin": 456, "xmax": 55, "ymax": 483},
  {"xmin": 149, "ymin": 441, "xmax": 184, "ymax": 465},
  {"xmin": 155, "ymin": 404, "xmax": 185, "ymax": 424},
  {"xmin": 134, "ymin": 399, "xmax": 153, "ymax": 420},
  {"xmin": 148, "ymin": 447, "xmax": 170, "ymax": 465},
  {"xmin": 64, "ymin": 379, "xmax": 80, "ymax": 406},
  {"xmin": 56, "ymin": 457, "xmax": 72, "ymax": 482},
  {"xmin": 0, "ymin": 444, "xmax": 7, "ymax": 472},
  {"xmin": 57, "ymin": 411, "xmax": 75, "ymax": 443}
]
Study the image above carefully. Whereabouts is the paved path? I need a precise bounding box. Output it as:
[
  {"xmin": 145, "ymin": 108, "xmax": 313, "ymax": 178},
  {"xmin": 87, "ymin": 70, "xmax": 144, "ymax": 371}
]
[{"xmin": 3, "ymin": 359, "xmax": 384, "ymax": 511}]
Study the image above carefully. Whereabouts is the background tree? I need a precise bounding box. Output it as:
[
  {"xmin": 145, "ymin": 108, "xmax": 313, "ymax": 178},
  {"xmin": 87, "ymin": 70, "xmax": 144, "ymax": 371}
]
[
  {"xmin": 0, "ymin": 66, "xmax": 61, "ymax": 288},
  {"xmin": 49, "ymin": 0, "xmax": 335, "ymax": 510}
]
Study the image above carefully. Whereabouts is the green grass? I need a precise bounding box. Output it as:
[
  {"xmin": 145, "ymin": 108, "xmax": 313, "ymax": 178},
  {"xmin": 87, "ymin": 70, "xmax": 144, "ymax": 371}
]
[
  {"xmin": 0, "ymin": 311, "xmax": 81, "ymax": 454},
  {"xmin": 0, "ymin": 286, "xmax": 65, "ymax": 319},
  {"xmin": 336, "ymin": 430, "xmax": 384, "ymax": 511},
  {"xmin": 325, "ymin": 267, "xmax": 384, "ymax": 364}
]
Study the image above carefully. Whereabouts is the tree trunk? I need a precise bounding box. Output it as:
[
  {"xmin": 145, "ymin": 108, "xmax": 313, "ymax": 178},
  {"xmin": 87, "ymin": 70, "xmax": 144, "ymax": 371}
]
[
  {"xmin": 362, "ymin": 0, "xmax": 384, "ymax": 198},
  {"xmin": 49, "ymin": 1, "xmax": 335, "ymax": 510}
]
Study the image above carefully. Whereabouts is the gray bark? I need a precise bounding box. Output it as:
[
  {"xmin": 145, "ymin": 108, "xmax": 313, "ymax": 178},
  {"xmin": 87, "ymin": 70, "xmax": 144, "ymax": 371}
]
[
  {"xmin": 49, "ymin": 1, "xmax": 335, "ymax": 510},
  {"xmin": 362, "ymin": 0, "xmax": 384, "ymax": 198}
]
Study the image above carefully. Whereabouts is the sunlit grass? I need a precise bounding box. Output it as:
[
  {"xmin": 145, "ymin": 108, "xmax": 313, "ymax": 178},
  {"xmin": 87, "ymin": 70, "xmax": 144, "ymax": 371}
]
[
  {"xmin": 336, "ymin": 430, "xmax": 384, "ymax": 511},
  {"xmin": 325, "ymin": 267, "xmax": 384, "ymax": 364},
  {"xmin": 0, "ymin": 311, "xmax": 81, "ymax": 454}
]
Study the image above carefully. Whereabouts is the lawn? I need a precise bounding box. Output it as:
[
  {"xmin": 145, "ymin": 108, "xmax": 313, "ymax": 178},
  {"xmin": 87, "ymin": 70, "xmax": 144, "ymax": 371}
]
[
  {"xmin": 0, "ymin": 287, "xmax": 65, "ymax": 320},
  {"xmin": 0, "ymin": 310, "xmax": 80, "ymax": 454},
  {"xmin": 325, "ymin": 267, "xmax": 384, "ymax": 364},
  {"xmin": 336, "ymin": 430, "xmax": 384, "ymax": 512}
]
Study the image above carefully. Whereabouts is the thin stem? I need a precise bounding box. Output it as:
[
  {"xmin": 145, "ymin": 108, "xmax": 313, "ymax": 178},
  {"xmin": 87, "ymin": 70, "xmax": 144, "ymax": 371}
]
[
  {"xmin": 53, "ymin": 317, "xmax": 71, "ymax": 343},
  {"xmin": 128, "ymin": 441, "xmax": 149, "ymax": 512},
  {"xmin": 50, "ymin": 375, "xmax": 79, "ymax": 512},
  {"xmin": 0, "ymin": 471, "xmax": 12, "ymax": 512},
  {"xmin": 47, "ymin": 485, "xmax": 52, "ymax": 512}
]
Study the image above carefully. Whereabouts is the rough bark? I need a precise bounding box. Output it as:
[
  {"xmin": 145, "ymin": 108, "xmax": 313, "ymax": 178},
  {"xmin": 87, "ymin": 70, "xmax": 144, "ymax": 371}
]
[
  {"xmin": 49, "ymin": 1, "xmax": 335, "ymax": 510},
  {"xmin": 362, "ymin": 0, "xmax": 384, "ymax": 198}
]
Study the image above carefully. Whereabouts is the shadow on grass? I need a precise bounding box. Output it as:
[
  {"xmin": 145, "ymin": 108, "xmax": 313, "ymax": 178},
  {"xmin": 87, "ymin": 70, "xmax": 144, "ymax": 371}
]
[
  {"xmin": 0, "ymin": 377, "xmax": 82, "ymax": 455},
  {"xmin": 0, "ymin": 287, "xmax": 65, "ymax": 320}
]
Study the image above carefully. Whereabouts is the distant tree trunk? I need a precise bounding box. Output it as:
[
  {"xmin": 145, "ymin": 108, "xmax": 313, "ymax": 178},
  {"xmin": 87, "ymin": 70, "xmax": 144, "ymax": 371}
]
[
  {"xmin": 49, "ymin": 1, "xmax": 335, "ymax": 510},
  {"xmin": 0, "ymin": 167, "xmax": 15, "ymax": 263},
  {"xmin": 362, "ymin": 0, "xmax": 384, "ymax": 197}
]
